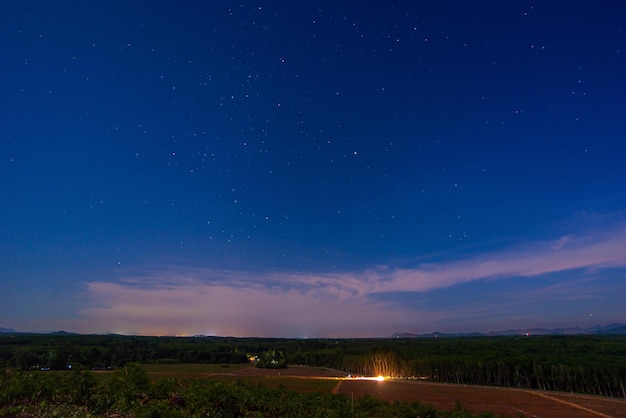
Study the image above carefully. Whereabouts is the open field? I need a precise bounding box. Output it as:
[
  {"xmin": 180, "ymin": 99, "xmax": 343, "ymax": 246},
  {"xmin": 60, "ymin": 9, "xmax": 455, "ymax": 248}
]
[
  {"xmin": 145, "ymin": 363, "xmax": 342, "ymax": 393},
  {"xmin": 145, "ymin": 362, "xmax": 343, "ymax": 379},
  {"xmin": 337, "ymin": 379, "xmax": 626, "ymax": 418},
  {"xmin": 147, "ymin": 364, "xmax": 626, "ymax": 417},
  {"xmin": 144, "ymin": 362, "xmax": 252, "ymax": 378}
]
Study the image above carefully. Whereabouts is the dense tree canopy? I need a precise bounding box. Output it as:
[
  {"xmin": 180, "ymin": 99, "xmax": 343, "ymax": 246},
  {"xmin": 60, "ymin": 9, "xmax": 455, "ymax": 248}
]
[{"xmin": 2, "ymin": 334, "xmax": 626, "ymax": 397}]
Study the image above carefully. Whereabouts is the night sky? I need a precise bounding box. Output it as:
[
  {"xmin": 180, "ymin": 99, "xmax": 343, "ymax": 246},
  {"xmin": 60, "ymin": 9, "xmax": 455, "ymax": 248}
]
[{"xmin": 2, "ymin": 2, "xmax": 626, "ymax": 337}]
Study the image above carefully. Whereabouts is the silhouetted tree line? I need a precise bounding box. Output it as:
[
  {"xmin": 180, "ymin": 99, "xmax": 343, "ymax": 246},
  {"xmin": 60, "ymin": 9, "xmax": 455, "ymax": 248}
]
[
  {"xmin": 0, "ymin": 335, "xmax": 250, "ymax": 370},
  {"xmin": 330, "ymin": 336, "xmax": 626, "ymax": 397},
  {"xmin": 2, "ymin": 334, "xmax": 626, "ymax": 397},
  {"xmin": 260, "ymin": 335, "xmax": 626, "ymax": 397}
]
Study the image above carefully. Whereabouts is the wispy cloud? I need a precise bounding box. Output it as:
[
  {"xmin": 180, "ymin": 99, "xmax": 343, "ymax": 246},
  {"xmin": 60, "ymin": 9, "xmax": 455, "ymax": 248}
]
[
  {"xmin": 75, "ymin": 225, "xmax": 626, "ymax": 336},
  {"xmin": 375, "ymin": 226, "xmax": 626, "ymax": 294},
  {"xmin": 77, "ymin": 277, "xmax": 423, "ymax": 337}
]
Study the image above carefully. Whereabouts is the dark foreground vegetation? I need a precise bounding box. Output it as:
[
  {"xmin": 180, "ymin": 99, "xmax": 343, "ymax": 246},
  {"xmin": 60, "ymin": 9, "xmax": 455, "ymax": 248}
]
[
  {"xmin": 1, "ymin": 333, "xmax": 625, "ymax": 416},
  {"xmin": 0, "ymin": 363, "xmax": 502, "ymax": 417}
]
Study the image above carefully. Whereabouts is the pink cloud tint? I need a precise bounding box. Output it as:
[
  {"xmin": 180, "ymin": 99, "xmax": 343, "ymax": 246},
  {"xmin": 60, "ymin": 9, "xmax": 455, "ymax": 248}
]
[{"xmin": 74, "ymin": 226, "xmax": 626, "ymax": 337}]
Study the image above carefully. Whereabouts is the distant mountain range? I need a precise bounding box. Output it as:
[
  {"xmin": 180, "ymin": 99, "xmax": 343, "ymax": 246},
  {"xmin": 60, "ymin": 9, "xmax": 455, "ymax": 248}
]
[
  {"xmin": 2, "ymin": 324, "xmax": 625, "ymax": 337},
  {"xmin": 0, "ymin": 328, "xmax": 79, "ymax": 336},
  {"xmin": 391, "ymin": 323, "xmax": 626, "ymax": 338}
]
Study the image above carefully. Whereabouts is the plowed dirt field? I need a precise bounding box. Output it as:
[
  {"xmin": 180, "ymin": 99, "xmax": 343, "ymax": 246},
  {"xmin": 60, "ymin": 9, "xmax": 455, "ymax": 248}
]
[
  {"xmin": 148, "ymin": 365, "xmax": 626, "ymax": 417},
  {"xmin": 225, "ymin": 366, "xmax": 626, "ymax": 417},
  {"xmin": 336, "ymin": 379, "xmax": 626, "ymax": 418}
]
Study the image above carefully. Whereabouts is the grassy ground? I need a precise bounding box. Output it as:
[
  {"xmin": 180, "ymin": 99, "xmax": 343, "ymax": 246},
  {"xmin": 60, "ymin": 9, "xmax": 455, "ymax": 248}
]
[
  {"xmin": 143, "ymin": 363, "xmax": 338, "ymax": 393},
  {"xmin": 210, "ymin": 375, "xmax": 338, "ymax": 393},
  {"xmin": 144, "ymin": 362, "xmax": 251, "ymax": 378}
]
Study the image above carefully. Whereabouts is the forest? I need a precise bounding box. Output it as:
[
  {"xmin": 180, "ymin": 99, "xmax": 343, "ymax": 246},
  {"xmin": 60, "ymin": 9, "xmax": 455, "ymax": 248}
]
[
  {"xmin": 2, "ymin": 333, "xmax": 626, "ymax": 396},
  {"xmin": 1, "ymin": 333, "xmax": 626, "ymax": 416}
]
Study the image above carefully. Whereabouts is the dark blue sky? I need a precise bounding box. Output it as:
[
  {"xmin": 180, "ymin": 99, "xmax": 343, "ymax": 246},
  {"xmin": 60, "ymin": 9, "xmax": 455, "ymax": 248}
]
[{"xmin": 2, "ymin": 1, "xmax": 625, "ymax": 337}]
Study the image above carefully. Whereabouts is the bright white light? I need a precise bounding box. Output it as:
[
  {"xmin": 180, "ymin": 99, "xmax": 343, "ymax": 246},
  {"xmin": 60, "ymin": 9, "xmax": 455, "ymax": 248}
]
[{"xmin": 346, "ymin": 375, "xmax": 385, "ymax": 381}]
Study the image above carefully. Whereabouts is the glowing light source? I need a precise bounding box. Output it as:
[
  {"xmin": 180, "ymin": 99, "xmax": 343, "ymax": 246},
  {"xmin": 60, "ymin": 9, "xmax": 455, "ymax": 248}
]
[{"xmin": 346, "ymin": 375, "xmax": 386, "ymax": 381}]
